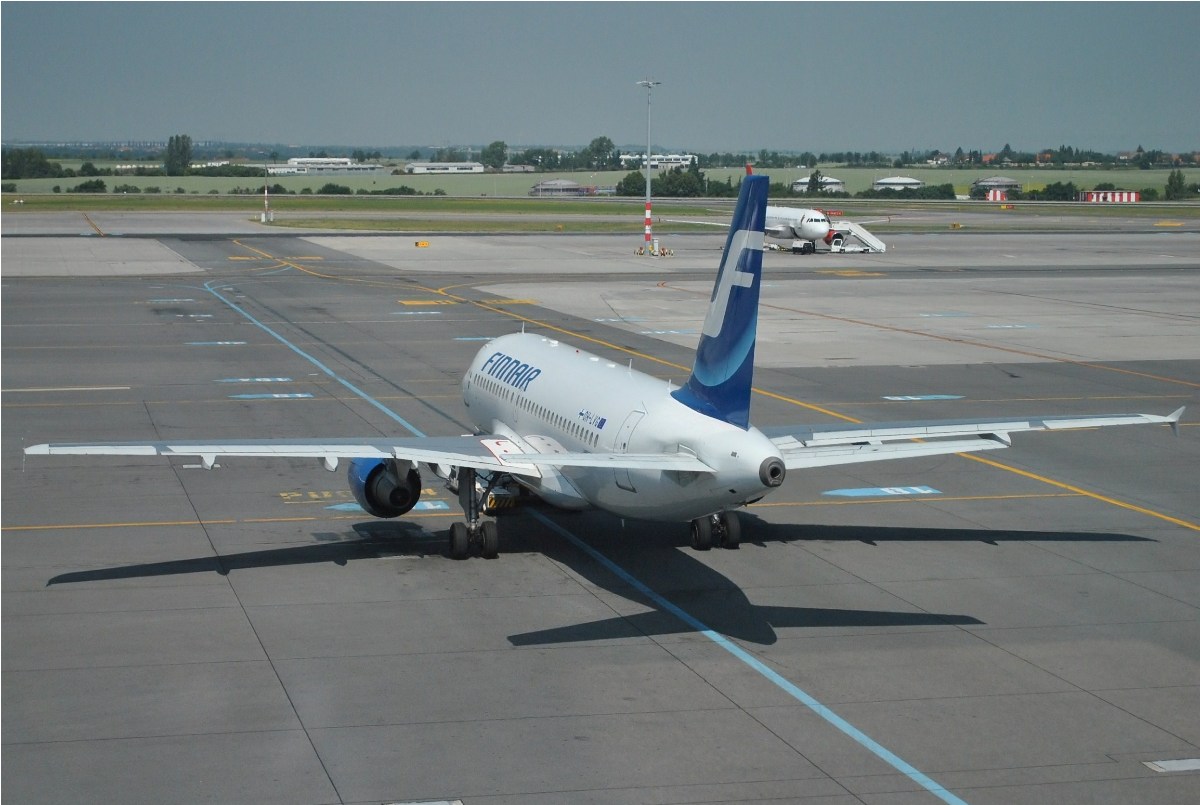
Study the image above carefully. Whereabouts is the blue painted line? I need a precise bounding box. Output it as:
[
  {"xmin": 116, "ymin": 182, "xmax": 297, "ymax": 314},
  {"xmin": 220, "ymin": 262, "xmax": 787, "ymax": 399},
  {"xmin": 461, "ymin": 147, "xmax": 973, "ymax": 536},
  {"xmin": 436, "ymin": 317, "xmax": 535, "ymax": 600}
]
[
  {"xmin": 883, "ymin": 395, "xmax": 964, "ymax": 401},
  {"xmin": 200, "ymin": 277, "xmax": 967, "ymax": 805},
  {"xmin": 824, "ymin": 486, "xmax": 942, "ymax": 498},
  {"xmin": 228, "ymin": 393, "xmax": 313, "ymax": 400},
  {"xmin": 528, "ymin": 509, "xmax": 968, "ymax": 805},
  {"xmin": 327, "ymin": 500, "xmax": 450, "ymax": 513},
  {"xmin": 202, "ymin": 282, "xmax": 425, "ymax": 436},
  {"xmin": 639, "ymin": 329, "xmax": 697, "ymax": 335}
]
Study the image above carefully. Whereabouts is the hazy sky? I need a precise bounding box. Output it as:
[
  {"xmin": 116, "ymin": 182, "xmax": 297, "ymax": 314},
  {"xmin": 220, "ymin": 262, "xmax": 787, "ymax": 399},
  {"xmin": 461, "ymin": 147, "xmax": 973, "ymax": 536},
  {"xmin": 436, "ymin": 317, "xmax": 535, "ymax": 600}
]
[{"xmin": 3, "ymin": 2, "xmax": 1197, "ymax": 153}]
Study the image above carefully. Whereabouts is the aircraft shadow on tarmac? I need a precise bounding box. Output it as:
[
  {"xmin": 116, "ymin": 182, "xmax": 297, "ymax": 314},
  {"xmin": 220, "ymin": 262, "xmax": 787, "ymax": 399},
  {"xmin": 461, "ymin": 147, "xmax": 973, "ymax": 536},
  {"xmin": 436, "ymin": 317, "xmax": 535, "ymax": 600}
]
[{"xmin": 45, "ymin": 512, "xmax": 1154, "ymax": 646}]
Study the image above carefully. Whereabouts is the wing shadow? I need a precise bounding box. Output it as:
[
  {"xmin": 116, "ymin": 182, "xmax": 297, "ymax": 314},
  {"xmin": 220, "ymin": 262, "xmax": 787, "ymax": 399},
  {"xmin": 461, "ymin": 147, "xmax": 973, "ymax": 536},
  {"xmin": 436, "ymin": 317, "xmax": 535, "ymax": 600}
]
[
  {"xmin": 502, "ymin": 510, "xmax": 1154, "ymax": 646},
  {"xmin": 45, "ymin": 510, "xmax": 1152, "ymax": 647},
  {"xmin": 46, "ymin": 520, "xmax": 438, "ymax": 586}
]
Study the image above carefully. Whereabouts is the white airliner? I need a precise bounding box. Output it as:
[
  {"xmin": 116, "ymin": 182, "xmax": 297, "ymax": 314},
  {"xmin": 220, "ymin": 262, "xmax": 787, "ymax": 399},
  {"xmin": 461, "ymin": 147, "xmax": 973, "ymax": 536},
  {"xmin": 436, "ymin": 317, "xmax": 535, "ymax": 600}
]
[
  {"xmin": 25, "ymin": 176, "xmax": 1182, "ymax": 559},
  {"xmin": 763, "ymin": 203, "xmax": 833, "ymax": 253}
]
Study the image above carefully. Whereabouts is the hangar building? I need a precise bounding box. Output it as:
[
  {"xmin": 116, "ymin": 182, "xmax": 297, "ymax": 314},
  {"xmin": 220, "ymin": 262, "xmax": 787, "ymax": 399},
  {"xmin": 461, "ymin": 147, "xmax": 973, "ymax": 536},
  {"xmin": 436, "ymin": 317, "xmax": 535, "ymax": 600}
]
[{"xmin": 872, "ymin": 176, "xmax": 924, "ymax": 191}]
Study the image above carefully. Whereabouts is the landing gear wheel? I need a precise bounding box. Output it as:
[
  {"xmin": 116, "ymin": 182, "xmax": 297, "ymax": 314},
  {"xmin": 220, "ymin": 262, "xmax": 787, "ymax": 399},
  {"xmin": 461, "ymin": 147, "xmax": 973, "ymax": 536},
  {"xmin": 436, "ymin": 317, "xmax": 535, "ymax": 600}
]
[
  {"xmin": 691, "ymin": 516, "xmax": 714, "ymax": 551},
  {"xmin": 718, "ymin": 511, "xmax": 741, "ymax": 549},
  {"xmin": 449, "ymin": 522, "xmax": 470, "ymax": 560},
  {"xmin": 480, "ymin": 520, "xmax": 499, "ymax": 559}
]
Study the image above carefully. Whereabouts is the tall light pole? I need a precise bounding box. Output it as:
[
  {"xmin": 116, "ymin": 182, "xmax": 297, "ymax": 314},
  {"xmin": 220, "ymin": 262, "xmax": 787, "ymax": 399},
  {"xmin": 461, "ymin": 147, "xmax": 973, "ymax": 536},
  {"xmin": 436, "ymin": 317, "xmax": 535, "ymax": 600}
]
[{"xmin": 636, "ymin": 78, "xmax": 660, "ymax": 253}]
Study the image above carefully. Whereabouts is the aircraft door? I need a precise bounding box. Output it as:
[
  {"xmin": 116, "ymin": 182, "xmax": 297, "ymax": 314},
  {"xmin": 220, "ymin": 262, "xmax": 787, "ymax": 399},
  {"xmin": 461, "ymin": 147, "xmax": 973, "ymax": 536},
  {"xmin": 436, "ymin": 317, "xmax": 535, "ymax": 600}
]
[{"xmin": 614, "ymin": 410, "xmax": 645, "ymax": 492}]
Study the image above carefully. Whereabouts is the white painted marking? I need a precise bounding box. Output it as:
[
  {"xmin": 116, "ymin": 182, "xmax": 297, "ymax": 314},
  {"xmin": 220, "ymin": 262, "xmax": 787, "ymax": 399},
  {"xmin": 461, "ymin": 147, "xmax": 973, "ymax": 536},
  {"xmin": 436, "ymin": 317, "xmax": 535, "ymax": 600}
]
[
  {"xmin": 823, "ymin": 486, "xmax": 942, "ymax": 498},
  {"xmin": 187, "ymin": 341, "xmax": 246, "ymax": 346},
  {"xmin": 228, "ymin": 393, "xmax": 313, "ymax": 400},
  {"xmin": 1144, "ymin": 758, "xmax": 1200, "ymax": 773},
  {"xmin": 5, "ymin": 386, "xmax": 131, "ymax": 393},
  {"xmin": 216, "ymin": 378, "xmax": 294, "ymax": 383},
  {"xmin": 883, "ymin": 395, "xmax": 964, "ymax": 401}
]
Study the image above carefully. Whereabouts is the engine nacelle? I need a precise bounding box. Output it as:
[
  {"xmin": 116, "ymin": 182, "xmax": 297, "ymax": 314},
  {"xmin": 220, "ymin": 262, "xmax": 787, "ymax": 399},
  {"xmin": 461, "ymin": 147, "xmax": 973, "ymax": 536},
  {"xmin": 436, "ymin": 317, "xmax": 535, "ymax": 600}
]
[{"xmin": 347, "ymin": 458, "xmax": 422, "ymax": 518}]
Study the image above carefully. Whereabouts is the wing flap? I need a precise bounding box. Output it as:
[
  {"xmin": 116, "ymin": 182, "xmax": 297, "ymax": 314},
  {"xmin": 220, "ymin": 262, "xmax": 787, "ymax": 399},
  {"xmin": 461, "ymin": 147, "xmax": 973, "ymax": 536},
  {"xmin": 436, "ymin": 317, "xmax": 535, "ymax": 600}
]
[
  {"xmin": 23, "ymin": 438, "xmax": 716, "ymax": 475},
  {"xmin": 23, "ymin": 436, "xmax": 545, "ymax": 476},
  {"xmin": 779, "ymin": 436, "xmax": 1008, "ymax": 470},
  {"xmin": 767, "ymin": 410, "xmax": 1183, "ymax": 448},
  {"xmin": 769, "ymin": 408, "xmax": 1183, "ymax": 470},
  {"xmin": 508, "ymin": 451, "xmax": 714, "ymax": 472}
]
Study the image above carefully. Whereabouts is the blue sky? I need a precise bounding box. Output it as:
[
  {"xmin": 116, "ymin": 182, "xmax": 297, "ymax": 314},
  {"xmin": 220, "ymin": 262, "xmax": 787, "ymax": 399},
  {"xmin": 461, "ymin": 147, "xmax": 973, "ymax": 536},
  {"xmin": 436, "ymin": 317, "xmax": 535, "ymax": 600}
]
[{"xmin": 3, "ymin": 2, "xmax": 1197, "ymax": 153}]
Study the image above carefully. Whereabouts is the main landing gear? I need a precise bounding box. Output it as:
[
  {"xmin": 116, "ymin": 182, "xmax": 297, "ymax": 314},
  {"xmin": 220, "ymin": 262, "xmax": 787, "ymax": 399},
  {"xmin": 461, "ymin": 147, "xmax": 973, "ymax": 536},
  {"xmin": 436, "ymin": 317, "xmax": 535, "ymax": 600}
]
[
  {"xmin": 690, "ymin": 511, "xmax": 741, "ymax": 551},
  {"xmin": 446, "ymin": 466, "xmax": 502, "ymax": 560}
]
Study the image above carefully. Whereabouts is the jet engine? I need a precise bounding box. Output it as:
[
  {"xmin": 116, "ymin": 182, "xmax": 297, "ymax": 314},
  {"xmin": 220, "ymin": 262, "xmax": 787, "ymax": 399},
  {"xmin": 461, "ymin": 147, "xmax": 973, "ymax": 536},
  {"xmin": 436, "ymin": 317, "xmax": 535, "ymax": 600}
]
[{"xmin": 348, "ymin": 458, "xmax": 422, "ymax": 518}]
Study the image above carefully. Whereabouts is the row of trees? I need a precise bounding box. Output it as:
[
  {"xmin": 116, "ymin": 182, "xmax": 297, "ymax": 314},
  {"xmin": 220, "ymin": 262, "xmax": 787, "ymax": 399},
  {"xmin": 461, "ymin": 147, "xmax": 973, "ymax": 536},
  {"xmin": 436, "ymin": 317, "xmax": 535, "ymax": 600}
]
[
  {"xmin": 610, "ymin": 164, "xmax": 961, "ymax": 200},
  {"xmin": 5, "ymin": 135, "xmax": 1196, "ymax": 182},
  {"xmin": 7, "ymin": 180, "xmax": 444, "ymax": 197}
]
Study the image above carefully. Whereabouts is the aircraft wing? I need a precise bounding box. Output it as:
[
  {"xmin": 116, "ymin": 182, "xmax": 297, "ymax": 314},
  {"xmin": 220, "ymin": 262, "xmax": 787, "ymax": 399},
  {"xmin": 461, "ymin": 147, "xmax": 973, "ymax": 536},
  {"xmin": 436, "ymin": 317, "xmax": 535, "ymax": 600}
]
[
  {"xmin": 661, "ymin": 218, "xmax": 727, "ymax": 228},
  {"xmin": 761, "ymin": 408, "xmax": 1183, "ymax": 471},
  {"xmin": 23, "ymin": 437, "xmax": 715, "ymax": 475}
]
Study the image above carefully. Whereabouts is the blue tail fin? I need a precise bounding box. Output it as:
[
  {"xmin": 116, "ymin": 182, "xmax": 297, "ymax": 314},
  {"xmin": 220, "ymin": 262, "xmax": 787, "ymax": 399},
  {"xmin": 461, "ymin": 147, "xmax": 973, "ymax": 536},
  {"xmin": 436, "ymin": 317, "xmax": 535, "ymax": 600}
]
[{"xmin": 671, "ymin": 175, "xmax": 768, "ymax": 429}]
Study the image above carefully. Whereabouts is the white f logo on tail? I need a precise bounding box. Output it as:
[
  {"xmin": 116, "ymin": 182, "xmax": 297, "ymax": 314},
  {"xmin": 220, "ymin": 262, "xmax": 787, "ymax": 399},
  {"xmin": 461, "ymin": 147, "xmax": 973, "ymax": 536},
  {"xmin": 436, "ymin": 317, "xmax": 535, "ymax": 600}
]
[{"xmin": 702, "ymin": 228, "xmax": 763, "ymax": 337}]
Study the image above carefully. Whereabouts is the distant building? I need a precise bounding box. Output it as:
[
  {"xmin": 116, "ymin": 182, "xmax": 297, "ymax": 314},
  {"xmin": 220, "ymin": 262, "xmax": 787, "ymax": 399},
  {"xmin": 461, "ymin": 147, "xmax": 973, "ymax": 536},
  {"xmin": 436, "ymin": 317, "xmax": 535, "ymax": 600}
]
[
  {"xmin": 528, "ymin": 179, "xmax": 614, "ymax": 197},
  {"xmin": 266, "ymin": 157, "xmax": 385, "ymax": 176},
  {"xmin": 872, "ymin": 176, "xmax": 924, "ymax": 191},
  {"xmin": 404, "ymin": 162, "xmax": 485, "ymax": 174},
  {"xmin": 618, "ymin": 153, "xmax": 697, "ymax": 170},
  {"xmin": 972, "ymin": 176, "xmax": 1021, "ymax": 193},
  {"xmin": 790, "ymin": 175, "xmax": 846, "ymax": 193}
]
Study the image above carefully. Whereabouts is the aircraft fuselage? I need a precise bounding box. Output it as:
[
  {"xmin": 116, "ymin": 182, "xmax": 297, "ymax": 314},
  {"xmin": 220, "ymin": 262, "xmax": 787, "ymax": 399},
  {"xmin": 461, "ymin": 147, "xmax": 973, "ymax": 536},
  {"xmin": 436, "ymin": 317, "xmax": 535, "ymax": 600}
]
[{"xmin": 463, "ymin": 332, "xmax": 785, "ymax": 521}]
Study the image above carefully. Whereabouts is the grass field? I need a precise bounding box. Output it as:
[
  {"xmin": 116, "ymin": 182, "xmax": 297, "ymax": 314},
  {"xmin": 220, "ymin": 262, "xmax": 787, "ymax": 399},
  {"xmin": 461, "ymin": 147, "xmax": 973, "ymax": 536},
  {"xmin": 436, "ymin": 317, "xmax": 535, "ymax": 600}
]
[
  {"xmin": 4, "ymin": 163, "xmax": 1193, "ymax": 198},
  {"xmin": 5, "ymin": 163, "xmax": 1196, "ymax": 235}
]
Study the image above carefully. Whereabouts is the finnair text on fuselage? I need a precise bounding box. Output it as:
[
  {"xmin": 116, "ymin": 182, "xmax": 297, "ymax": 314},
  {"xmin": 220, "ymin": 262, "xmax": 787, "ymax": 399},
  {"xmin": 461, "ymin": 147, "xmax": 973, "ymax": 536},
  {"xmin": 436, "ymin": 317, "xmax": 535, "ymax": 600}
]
[{"xmin": 480, "ymin": 351, "xmax": 542, "ymax": 392}]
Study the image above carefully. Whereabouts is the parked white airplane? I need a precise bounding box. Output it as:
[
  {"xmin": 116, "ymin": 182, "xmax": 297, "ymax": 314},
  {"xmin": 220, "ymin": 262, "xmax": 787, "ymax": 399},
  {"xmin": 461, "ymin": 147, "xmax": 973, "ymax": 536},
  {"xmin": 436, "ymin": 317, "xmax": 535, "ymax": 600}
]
[
  {"xmin": 25, "ymin": 176, "xmax": 1182, "ymax": 559},
  {"xmin": 763, "ymin": 203, "xmax": 833, "ymax": 253}
]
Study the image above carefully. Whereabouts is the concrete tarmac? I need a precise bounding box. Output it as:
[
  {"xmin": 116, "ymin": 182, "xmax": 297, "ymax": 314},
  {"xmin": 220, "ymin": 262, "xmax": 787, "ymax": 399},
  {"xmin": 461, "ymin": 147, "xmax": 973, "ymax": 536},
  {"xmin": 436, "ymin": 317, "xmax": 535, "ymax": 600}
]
[{"xmin": 3, "ymin": 212, "xmax": 1199, "ymax": 804}]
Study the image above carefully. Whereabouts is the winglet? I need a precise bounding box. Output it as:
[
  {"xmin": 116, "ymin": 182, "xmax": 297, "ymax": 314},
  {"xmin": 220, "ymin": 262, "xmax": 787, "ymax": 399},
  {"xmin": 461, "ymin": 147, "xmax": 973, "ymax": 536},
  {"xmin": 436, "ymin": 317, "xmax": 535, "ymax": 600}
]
[
  {"xmin": 1168, "ymin": 406, "xmax": 1185, "ymax": 437},
  {"xmin": 670, "ymin": 175, "xmax": 768, "ymax": 429}
]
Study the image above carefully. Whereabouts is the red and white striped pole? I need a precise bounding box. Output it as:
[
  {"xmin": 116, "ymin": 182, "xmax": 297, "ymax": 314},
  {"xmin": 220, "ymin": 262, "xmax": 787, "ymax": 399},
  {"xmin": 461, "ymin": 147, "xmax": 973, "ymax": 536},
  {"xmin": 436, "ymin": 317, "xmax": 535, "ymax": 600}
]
[{"xmin": 637, "ymin": 79, "xmax": 661, "ymax": 254}]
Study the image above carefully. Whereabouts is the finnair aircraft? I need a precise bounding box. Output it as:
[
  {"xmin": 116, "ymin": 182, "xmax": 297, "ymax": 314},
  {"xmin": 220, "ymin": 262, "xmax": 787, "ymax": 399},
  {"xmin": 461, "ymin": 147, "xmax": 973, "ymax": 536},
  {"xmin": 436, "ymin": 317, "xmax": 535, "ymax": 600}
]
[{"xmin": 26, "ymin": 176, "xmax": 1182, "ymax": 559}]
